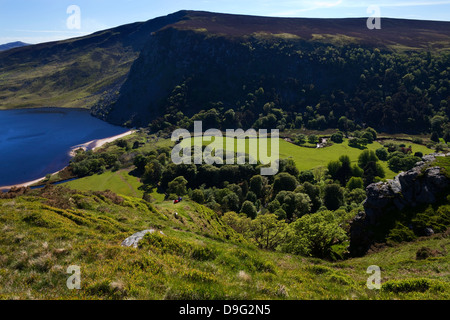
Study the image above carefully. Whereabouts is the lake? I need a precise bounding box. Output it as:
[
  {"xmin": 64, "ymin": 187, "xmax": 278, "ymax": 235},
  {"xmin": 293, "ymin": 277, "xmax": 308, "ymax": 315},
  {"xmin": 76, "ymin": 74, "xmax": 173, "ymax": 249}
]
[{"xmin": 0, "ymin": 108, "xmax": 129, "ymax": 188}]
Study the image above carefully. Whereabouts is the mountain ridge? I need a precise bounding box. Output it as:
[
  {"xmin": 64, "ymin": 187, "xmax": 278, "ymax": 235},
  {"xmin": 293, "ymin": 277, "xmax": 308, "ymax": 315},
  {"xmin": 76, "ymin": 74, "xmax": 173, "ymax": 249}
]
[{"xmin": 1, "ymin": 11, "xmax": 449, "ymax": 133}]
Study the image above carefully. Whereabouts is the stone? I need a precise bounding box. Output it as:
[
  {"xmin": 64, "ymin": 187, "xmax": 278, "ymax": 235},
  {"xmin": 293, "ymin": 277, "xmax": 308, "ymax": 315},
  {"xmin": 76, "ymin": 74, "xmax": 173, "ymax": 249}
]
[
  {"xmin": 121, "ymin": 229, "xmax": 163, "ymax": 248},
  {"xmin": 349, "ymin": 153, "xmax": 450, "ymax": 256},
  {"xmin": 424, "ymin": 228, "xmax": 435, "ymax": 236}
]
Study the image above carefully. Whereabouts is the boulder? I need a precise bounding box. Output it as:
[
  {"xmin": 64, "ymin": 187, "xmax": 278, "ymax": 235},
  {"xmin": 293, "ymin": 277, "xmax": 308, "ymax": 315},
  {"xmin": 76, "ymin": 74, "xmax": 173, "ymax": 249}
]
[
  {"xmin": 121, "ymin": 229, "xmax": 164, "ymax": 248},
  {"xmin": 349, "ymin": 153, "xmax": 450, "ymax": 256}
]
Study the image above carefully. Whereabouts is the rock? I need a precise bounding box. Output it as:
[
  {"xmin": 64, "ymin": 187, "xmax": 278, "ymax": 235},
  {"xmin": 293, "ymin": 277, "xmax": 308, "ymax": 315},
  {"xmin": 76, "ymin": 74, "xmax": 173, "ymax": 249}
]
[
  {"xmin": 349, "ymin": 153, "xmax": 450, "ymax": 256},
  {"xmin": 424, "ymin": 228, "xmax": 435, "ymax": 236},
  {"xmin": 121, "ymin": 229, "xmax": 163, "ymax": 248}
]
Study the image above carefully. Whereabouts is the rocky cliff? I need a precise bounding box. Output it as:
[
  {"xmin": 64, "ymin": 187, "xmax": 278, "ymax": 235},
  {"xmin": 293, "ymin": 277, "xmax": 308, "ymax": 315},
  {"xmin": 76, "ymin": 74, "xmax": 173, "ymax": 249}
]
[{"xmin": 350, "ymin": 153, "xmax": 450, "ymax": 256}]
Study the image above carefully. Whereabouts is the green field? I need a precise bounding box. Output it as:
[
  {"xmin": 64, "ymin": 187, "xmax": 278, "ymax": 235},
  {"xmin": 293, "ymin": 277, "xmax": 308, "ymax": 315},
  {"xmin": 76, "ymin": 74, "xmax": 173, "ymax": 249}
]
[
  {"xmin": 63, "ymin": 170, "xmax": 143, "ymax": 198},
  {"xmin": 178, "ymin": 137, "xmax": 435, "ymax": 180}
]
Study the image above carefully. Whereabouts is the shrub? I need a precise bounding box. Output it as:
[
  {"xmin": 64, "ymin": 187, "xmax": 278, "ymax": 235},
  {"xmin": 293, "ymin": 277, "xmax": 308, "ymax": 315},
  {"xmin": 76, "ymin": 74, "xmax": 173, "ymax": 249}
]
[
  {"xmin": 416, "ymin": 247, "xmax": 441, "ymax": 260},
  {"xmin": 273, "ymin": 172, "xmax": 298, "ymax": 193},
  {"xmin": 331, "ymin": 132, "xmax": 344, "ymax": 143},
  {"xmin": 298, "ymin": 170, "xmax": 315, "ymax": 183},
  {"xmin": 284, "ymin": 210, "xmax": 347, "ymax": 259},
  {"xmin": 382, "ymin": 278, "xmax": 431, "ymax": 293},
  {"xmin": 375, "ymin": 148, "xmax": 388, "ymax": 161},
  {"xmin": 240, "ymin": 201, "xmax": 257, "ymax": 219},
  {"xmin": 323, "ymin": 184, "xmax": 345, "ymax": 210},
  {"xmin": 346, "ymin": 177, "xmax": 364, "ymax": 191},
  {"xmin": 191, "ymin": 189, "xmax": 205, "ymax": 204}
]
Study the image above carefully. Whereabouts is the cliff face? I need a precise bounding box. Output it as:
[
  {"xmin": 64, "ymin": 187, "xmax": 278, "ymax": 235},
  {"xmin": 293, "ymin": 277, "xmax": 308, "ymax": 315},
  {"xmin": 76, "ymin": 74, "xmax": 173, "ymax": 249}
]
[
  {"xmin": 350, "ymin": 153, "xmax": 450, "ymax": 256},
  {"xmin": 93, "ymin": 26, "xmax": 355, "ymax": 127}
]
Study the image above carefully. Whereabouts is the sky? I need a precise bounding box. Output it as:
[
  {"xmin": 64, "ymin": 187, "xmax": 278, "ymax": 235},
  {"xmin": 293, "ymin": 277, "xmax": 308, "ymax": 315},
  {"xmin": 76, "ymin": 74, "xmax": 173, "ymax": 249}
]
[{"xmin": 0, "ymin": 0, "xmax": 449, "ymax": 44}]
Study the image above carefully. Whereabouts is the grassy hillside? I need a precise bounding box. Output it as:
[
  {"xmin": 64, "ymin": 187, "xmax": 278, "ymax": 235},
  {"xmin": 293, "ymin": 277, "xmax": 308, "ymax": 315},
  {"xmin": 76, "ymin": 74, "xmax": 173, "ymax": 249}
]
[
  {"xmin": 64, "ymin": 170, "xmax": 144, "ymax": 198},
  {"xmin": 0, "ymin": 11, "xmax": 187, "ymax": 110},
  {"xmin": 1, "ymin": 187, "xmax": 448, "ymax": 300}
]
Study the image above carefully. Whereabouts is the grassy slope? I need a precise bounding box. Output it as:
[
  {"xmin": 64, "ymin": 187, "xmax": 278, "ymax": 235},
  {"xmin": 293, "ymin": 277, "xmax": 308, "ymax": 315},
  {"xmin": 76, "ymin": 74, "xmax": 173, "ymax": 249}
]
[
  {"xmin": 0, "ymin": 189, "xmax": 448, "ymax": 300},
  {"xmin": 64, "ymin": 170, "xmax": 144, "ymax": 198}
]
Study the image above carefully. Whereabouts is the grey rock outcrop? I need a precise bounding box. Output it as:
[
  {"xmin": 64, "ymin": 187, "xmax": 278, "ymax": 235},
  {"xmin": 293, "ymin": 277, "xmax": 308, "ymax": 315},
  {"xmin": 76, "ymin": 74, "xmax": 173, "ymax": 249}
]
[
  {"xmin": 350, "ymin": 153, "xmax": 450, "ymax": 256},
  {"xmin": 121, "ymin": 229, "xmax": 164, "ymax": 248}
]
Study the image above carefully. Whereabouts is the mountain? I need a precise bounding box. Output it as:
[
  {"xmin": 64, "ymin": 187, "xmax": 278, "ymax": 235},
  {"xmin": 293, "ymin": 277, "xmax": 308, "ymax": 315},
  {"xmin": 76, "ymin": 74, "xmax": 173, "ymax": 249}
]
[
  {"xmin": 0, "ymin": 41, "xmax": 30, "ymax": 51},
  {"xmin": 1, "ymin": 11, "xmax": 450, "ymax": 132},
  {"xmin": 0, "ymin": 11, "xmax": 187, "ymax": 110}
]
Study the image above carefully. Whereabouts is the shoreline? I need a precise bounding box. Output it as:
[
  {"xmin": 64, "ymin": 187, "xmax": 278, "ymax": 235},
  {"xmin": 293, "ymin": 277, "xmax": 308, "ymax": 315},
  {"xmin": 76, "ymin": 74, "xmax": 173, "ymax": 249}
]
[{"xmin": 0, "ymin": 130, "xmax": 135, "ymax": 192}]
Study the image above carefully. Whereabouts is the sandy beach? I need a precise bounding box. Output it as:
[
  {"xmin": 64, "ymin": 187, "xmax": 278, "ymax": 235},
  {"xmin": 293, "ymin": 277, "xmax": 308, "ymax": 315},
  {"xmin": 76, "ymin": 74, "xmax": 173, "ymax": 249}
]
[{"xmin": 0, "ymin": 130, "xmax": 135, "ymax": 191}]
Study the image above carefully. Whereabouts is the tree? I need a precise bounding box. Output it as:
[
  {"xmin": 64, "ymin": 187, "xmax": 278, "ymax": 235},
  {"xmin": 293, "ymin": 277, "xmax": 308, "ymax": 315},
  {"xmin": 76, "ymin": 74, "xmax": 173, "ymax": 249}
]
[
  {"xmin": 167, "ymin": 176, "xmax": 188, "ymax": 196},
  {"xmin": 308, "ymin": 135, "xmax": 319, "ymax": 144},
  {"xmin": 248, "ymin": 214, "xmax": 289, "ymax": 250},
  {"xmin": 222, "ymin": 192, "xmax": 240, "ymax": 212},
  {"xmin": 273, "ymin": 172, "xmax": 298, "ymax": 194},
  {"xmin": 358, "ymin": 150, "xmax": 379, "ymax": 169},
  {"xmin": 323, "ymin": 184, "xmax": 345, "ymax": 210},
  {"xmin": 249, "ymin": 175, "xmax": 265, "ymax": 198},
  {"xmin": 365, "ymin": 127, "xmax": 378, "ymax": 140},
  {"xmin": 143, "ymin": 160, "xmax": 163, "ymax": 185},
  {"xmin": 362, "ymin": 131, "xmax": 374, "ymax": 144},
  {"xmin": 191, "ymin": 189, "xmax": 205, "ymax": 204},
  {"xmin": 362, "ymin": 161, "xmax": 385, "ymax": 186},
  {"xmin": 331, "ymin": 132, "xmax": 344, "ymax": 143},
  {"xmin": 444, "ymin": 131, "xmax": 450, "ymax": 143},
  {"xmin": 388, "ymin": 155, "xmax": 421, "ymax": 172},
  {"xmin": 241, "ymin": 201, "xmax": 258, "ymax": 219},
  {"xmin": 275, "ymin": 191, "xmax": 311, "ymax": 220},
  {"xmin": 222, "ymin": 211, "xmax": 251, "ymax": 235},
  {"xmin": 337, "ymin": 155, "xmax": 352, "ymax": 185},
  {"xmin": 430, "ymin": 131, "xmax": 440, "ymax": 143},
  {"xmin": 346, "ymin": 188, "xmax": 367, "ymax": 205},
  {"xmin": 133, "ymin": 154, "xmax": 148, "ymax": 173},
  {"xmin": 346, "ymin": 177, "xmax": 364, "ymax": 190},
  {"xmin": 375, "ymin": 148, "xmax": 388, "ymax": 161},
  {"xmin": 295, "ymin": 133, "xmax": 306, "ymax": 145},
  {"xmin": 298, "ymin": 170, "xmax": 315, "ymax": 183},
  {"xmin": 327, "ymin": 160, "xmax": 342, "ymax": 181},
  {"xmin": 284, "ymin": 210, "xmax": 347, "ymax": 259},
  {"xmin": 296, "ymin": 182, "xmax": 321, "ymax": 213}
]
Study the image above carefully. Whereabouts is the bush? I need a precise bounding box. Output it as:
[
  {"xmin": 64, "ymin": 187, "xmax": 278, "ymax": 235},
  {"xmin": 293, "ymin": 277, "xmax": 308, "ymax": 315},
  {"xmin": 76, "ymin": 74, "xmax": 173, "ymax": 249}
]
[
  {"xmin": 387, "ymin": 222, "xmax": 416, "ymax": 243},
  {"xmin": 284, "ymin": 210, "xmax": 347, "ymax": 259},
  {"xmin": 375, "ymin": 148, "xmax": 388, "ymax": 161},
  {"xmin": 416, "ymin": 247, "xmax": 440, "ymax": 260},
  {"xmin": 388, "ymin": 155, "xmax": 421, "ymax": 172},
  {"xmin": 346, "ymin": 177, "xmax": 364, "ymax": 191},
  {"xmin": 298, "ymin": 170, "xmax": 315, "ymax": 183},
  {"xmin": 273, "ymin": 172, "xmax": 298, "ymax": 193},
  {"xmin": 167, "ymin": 176, "xmax": 188, "ymax": 196},
  {"xmin": 331, "ymin": 132, "xmax": 344, "ymax": 143},
  {"xmin": 240, "ymin": 201, "xmax": 257, "ymax": 219},
  {"xmin": 323, "ymin": 184, "xmax": 345, "ymax": 210},
  {"xmin": 308, "ymin": 135, "xmax": 319, "ymax": 144},
  {"xmin": 191, "ymin": 189, "xmax": 205, "ymax": 204},
  {"xmin": 382, "ymin": 279, "xmax": 431, "ymax": 293}
]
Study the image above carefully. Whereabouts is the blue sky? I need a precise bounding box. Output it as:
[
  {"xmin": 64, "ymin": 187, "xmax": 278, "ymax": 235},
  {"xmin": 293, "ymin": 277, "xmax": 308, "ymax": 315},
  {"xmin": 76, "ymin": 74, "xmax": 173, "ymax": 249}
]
[{"xmin": 1, "ymin": 0, "xmax": 450, "ymax": 44}]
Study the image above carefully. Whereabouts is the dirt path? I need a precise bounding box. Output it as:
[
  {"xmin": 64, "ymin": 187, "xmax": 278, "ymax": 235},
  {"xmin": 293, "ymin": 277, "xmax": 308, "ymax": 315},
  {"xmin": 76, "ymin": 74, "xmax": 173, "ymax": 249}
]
[{"xmin": 116, "ymin": 170, "xmax": 138, "ymax": 197}]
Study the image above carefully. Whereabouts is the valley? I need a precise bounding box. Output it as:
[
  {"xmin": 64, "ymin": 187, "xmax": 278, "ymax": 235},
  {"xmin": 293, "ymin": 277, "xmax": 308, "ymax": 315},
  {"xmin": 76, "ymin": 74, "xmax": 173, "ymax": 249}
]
[{"xmin": 0, "ymin": 10, "xmax": 449, "ymax": 301}]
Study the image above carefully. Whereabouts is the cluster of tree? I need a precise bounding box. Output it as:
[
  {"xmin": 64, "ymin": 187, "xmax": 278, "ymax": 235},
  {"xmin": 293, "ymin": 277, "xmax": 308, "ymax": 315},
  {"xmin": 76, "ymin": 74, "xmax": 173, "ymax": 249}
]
[
  {"xmin": 327, "ymin": 151, "xmax": 384, "ymax": 188},
  {"xmin": 147, "ymin": 44, "xmax": 450, "ymax": 135},
  {"xmin": 69, "ymin": 139, "xmax": 134, "ymax": 177},
  {"xmin": 133, "ymin": 145, "xmax": 376, "ymax": 259},
  {"xmin": 223, "ymin": 209, "xmax": 350, "ymax": 260}
]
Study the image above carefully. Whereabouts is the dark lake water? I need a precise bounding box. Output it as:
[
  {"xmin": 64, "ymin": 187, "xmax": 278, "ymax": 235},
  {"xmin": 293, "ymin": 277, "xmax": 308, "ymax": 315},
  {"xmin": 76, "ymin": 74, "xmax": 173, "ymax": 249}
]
[{"xmin": 0, "ymin": 108, "xmax": 128, "ymax": 188}]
